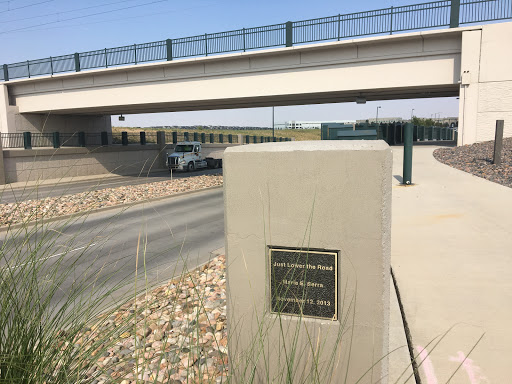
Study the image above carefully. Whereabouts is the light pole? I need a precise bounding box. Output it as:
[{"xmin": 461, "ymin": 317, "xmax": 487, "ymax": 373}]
[
  {"xmin": 272, "ymin": 106, "xmax": 275, "ymax": 141},
  {"xmin": 411, "ymin": 108, "xmax": 415, "ymax": 120},
  {"xmin": 376, "ymin": 106, "xmax": 381, "ymax": 124}
]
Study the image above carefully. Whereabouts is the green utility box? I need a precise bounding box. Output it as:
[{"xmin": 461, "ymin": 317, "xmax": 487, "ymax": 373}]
[{"xmin": 321, "ymin": 123, "xmax": 377, "ymax": 140}]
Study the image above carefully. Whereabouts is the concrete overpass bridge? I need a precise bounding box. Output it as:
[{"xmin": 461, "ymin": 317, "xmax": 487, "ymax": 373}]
[{"xmin": 1, "ymin": 21, "xmax": 512, "ymax": 146}]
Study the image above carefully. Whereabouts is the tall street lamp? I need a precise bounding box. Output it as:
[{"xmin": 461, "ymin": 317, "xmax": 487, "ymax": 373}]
[
  {"xmin": 376, "ymin": 106, "xmax": 381, "ymax": 124},
  {"xmin": 272, "ymin": 106, "xmax": 275, "ymax": 141},
  {"xmin": 411, "ymin": 108, "xmax": 415, "ymax": 120}
]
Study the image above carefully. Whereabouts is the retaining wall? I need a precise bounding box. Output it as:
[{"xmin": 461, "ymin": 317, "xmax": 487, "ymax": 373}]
[{"xmin": 2, "ymin": 143, "xmax": 239, "ymax": 184}]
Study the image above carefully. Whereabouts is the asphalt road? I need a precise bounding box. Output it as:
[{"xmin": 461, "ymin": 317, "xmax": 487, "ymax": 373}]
[
  {"xmin": 0, "ymin": 187, "xmax": 224, "ymax": 309},
  {"xmin": 0, "ymin": 168, "xmax": 222, "ymax": 204}
]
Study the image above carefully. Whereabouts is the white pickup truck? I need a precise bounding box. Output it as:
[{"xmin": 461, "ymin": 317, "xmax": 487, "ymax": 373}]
[{"xmin": 166, "ymin": 141, "xmax": 222, "ymax": 173}]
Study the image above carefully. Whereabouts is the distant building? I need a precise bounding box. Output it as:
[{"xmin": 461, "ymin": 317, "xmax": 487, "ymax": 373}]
[
  {"xmin": 358, "ymin": 117, "xmax": 404, "ymax": 124},
  {"xmin": 275, "ymin": 120, "xmax": 356, "ymax": 130}
]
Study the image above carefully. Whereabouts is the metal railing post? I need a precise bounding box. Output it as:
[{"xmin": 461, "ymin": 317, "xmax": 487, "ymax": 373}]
[
  {"xmin": 2, "ymin": 64, "xmax": 8, "ymax": 81},
  {"xmin": 166, "ymin": 39, "xmax": 173, "ymax": 61},
  {"xmin": 52, "ymin": 132, "xmax": 60, "ymax": 148},
  {"xmin": 122, "ymin": 132, "xmax": 128, "ymax": 146},
  {"xmin": 104, "ymin": 48, "xmax": 108, "ymax": 68},
  {"xmin": 242, "ymin": 28, "xmax": 246, "ymax": 52},
  {"xmin": 140, "ymin": 131, "xmax": 146, "ymax": 145},
  {"xmin": 205, "ymin": 33, "xmax": 209, "ymax": 56},
  {"xmin": 74, "ymin": 53, "xmax": 80, "ymax": 72},
  {"xmin": 27, "ymin": 61, "xmax": 30, "ymax": 78},
  {"xmin": 23, "ymin": 132, "xmax": 32, "ymax": 149},
  {"xmin": 337, "ymin": 14, "xmax": 341, "ymax": 41},
  {"xmin": 101, "ymin": 131, "xmax": 108, "ymax": 146},
  {"xmin": 134, "ymin": 44, "xmax": 138, "ymax": 65},
  {"xmin": 78, "ymin": 131, "xmax": 85, "ymax": 147},
  {"xmin": 450, "ymin": 0, "xmax": 460, "ymax": 28},
  {"xmin": 50, "ymin": 57, "xmax": 54, "ymax": 75},
  {"xmin": 403, "ymin": 122, "xmax": 413, "ymax": 185},
  {"xmin": 390, "ymin": 6, "xmax": 394, "ymax": 35},
  {"xmin": 285, "ymin": 21, "xmax": 293, "ymax": 47}
]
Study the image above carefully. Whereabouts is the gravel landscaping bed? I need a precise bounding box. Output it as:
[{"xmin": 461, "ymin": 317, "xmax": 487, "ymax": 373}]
[
  {"xmin": 78, "ymin": 255, "xmax": 228, "ymax": 384},
  {"xmin": 433, "ymin": 138, "xmax": 512, "ymax": 188},
  {"xmin": 0, "ymin": 174, "xmax": 223, "ymax": 227}
]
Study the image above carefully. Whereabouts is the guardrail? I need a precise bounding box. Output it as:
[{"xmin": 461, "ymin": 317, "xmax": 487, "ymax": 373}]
[
  {"xmin": 0, "ymin": 131, "xmax": 289, "ymax": 149},
  {"xmin": 1, "ymin": 0, "xmax": 510, "ymax": 82}
]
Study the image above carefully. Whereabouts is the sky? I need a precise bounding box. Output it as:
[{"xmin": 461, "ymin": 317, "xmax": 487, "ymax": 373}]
[{"xmin": 0, "ymin": 0, "xmax": 459, "ymax": 127}]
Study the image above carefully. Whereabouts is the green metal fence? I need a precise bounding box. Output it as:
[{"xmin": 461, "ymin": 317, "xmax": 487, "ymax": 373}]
[{"xmin": 2, "ymin": 0, "xmax": 511, "ymax": 82}]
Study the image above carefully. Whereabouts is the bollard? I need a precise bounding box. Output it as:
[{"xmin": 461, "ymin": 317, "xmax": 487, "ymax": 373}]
[
  {"xmin": 23, "ymin": 132, "xmax": 32, "ymax": 149},
  {"xmin": 172, "ymin": 131, "xmax": 178, "ymax": 144},
  {"xmin": 101, "ymin": 131, "xmax": 109, "ymax": 146},
  {"xmin": 228, "ymin": 134, "xmax": 233, "ymax": 143},
  {"xmin": 194, "ymin": 132, "xmax": 199, "ymax": 141},
  {"xmin": 210, "ymin": 133, "xmax": 214, "ymax": 143},
  {"xmin": 78, "ymin": 131, "xmax": 86, "ymax": 147},
  {"xmin": 245, "ymin": 135, "xmax": 249, "ymax": 144},
  {"xmin": 403, "ymin": 122, "xmax": 413, "ymax": 185},
  {"xmin": 121, "ymin": 132, "xmax": 128, "ymax": 146},
  {"xmin": 427, "ymin": 126, "xmax": 433, "ymax": 140},
  {"xmin": 413, "ymin": 125, "xmax": 418, "ymax": 142},
  {"xmin": 201, "ymin": 133, "xmax": 206, "ymax": 143},
  {"xmin": 219, "ymin": 133, "xmax": 224, "ymax": 143},
  {"xmin": 493, "ymin": 120, "xmax": 504, "ymax": 165},
  {"xmin": 377, "ymin": 123, "xmax": 383, "ymax": 140},
  {"xmin": 184, "ymin": 132, "xmax": 189, "ymax": 141},
  {"xmin": 260, "ymin": 136, "xmax": 264, "ymax": 143},
  {"xmin": 52, "ymin": 132, "xmax": 60, "ymax": 148},
  {"xmin": 253, "ymin": 135, "xmax": 257, "ymax": 143},
  {"xmin": 140, "ymin": 131, "xmax": 146, "ymax": 145}
]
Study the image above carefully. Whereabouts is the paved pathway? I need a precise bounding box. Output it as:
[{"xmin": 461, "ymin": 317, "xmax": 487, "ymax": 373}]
[{"xmin": 391, "ymin": 146, "xmax": 512, "ymax": 384}]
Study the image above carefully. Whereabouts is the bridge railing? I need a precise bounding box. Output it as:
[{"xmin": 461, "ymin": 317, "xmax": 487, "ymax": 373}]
[{"xmin": 1, "ymin": 0, "xmax": 510, "ymax": 82}]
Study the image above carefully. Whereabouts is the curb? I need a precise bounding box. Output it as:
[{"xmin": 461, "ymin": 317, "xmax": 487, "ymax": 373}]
[{"xmin": 0, "ymin": 185, "xmax": 223, "ymax": 233}]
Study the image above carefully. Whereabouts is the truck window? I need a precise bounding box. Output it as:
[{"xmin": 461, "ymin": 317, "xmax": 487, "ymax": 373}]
[
  {"xmin": 175, "ymin": 145, "xmax": 193, "ymax": 152},
  {"xmin": 194, "ymin": 145, "xmax": 200, "ymax": 152}
]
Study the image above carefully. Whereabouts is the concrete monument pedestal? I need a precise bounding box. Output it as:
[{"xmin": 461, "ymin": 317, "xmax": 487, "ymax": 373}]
[{"xmin": 224, "ymin": 141, "xmax": 392, "ymax": 383}]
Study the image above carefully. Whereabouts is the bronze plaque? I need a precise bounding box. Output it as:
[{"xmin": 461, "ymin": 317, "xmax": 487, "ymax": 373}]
[{"xmin": 269, "ymin": 247, "xmax": 338, "ymax": 320}]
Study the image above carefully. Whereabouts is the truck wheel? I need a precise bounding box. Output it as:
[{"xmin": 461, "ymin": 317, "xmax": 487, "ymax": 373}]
[{"xmin": 187, "ymin": 162, "xmax": 195, "ymax": 172}]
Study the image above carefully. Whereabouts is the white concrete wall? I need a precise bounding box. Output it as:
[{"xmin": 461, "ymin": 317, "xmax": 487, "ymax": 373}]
[
  {"xmin": 2, "ymin": 146, "xmax": 164, "ymax": 183},
  {"xmin": 459, "ymin": 22, "xmax": 512, "ymax": 144}
]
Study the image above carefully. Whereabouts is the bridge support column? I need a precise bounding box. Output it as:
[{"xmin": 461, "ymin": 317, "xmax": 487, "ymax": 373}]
[{"xmin": 0, "ymin": 85, "xmax": 12, "ymax": 184}]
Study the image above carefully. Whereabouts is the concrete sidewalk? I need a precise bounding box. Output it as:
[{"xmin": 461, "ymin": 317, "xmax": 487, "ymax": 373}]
[{"xmin": 391, "ymin": 146, "xmax": 512, "ymax": 383}]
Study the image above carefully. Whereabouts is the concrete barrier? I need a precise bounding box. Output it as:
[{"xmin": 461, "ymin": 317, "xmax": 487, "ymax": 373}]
[{"xmin": 224, "ymin": 141, "xmax": 392, "ymax": 383}]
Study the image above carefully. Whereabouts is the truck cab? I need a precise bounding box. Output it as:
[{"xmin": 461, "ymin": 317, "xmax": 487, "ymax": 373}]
[{"xmin": 166, "ymin": 141, "xmax": 222, "ymax": 173}]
